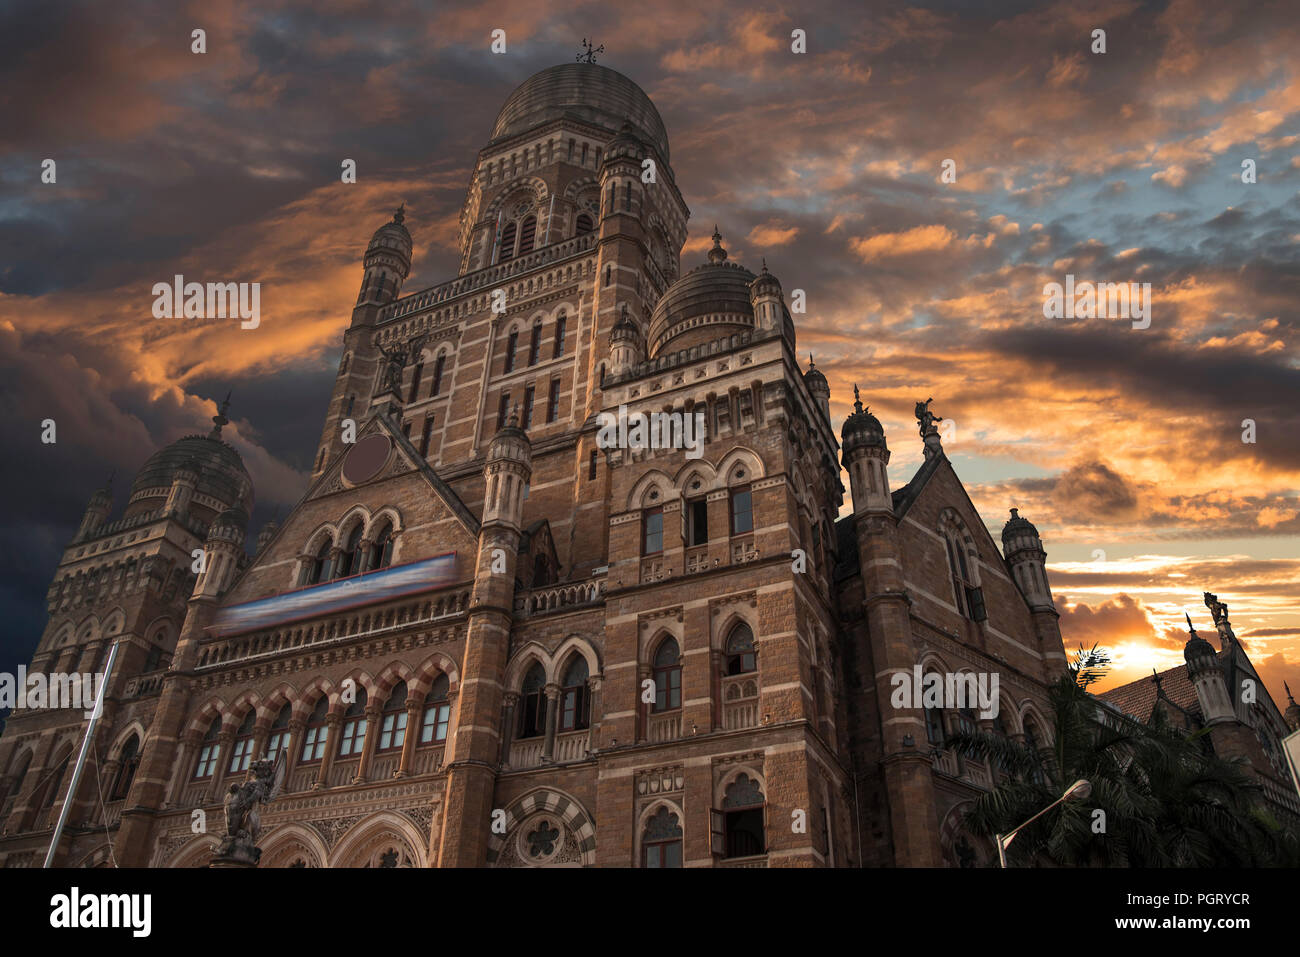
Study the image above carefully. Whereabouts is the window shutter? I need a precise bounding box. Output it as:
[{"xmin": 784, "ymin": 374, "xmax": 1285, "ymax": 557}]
[{"xmin": 710, "ymin": 808, "xmax": 727, "ymax": 857}]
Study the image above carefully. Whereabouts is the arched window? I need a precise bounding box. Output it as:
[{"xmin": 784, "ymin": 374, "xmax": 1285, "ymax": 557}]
[
  {"xmin": 652, "ymin": 638, "xmax": 681, "ymax": 713},
  {"xmin": 143, "ymin": 644, "xmax": 163, "ymax": 672},
  {"xmin": 378, "ymin": 682, "xmax": 408, "ymax": 752},
  {"xmin": 575, "ymin": 212, "xmax": 593, "ymax": 236},
  {"xmin": 338, "ymin": 688, "xmax": 368, "ymax": 757},
  {"xmin": 301, "ymin": 696, "xmax": 329, "ymax": 764},
  {"xmin": 559, "ymin": 657, "xmax": 590, "ymax": 732},
  {"xmin": 421, "ymin": 674, "xmax": 451, "ymax": 744},
  {"xmin": 505, "ymin": 328, "xmax": 519, "ymax": 374},
  {"xmin": 718, "ymin": 773, "xmax": 765, "ymax": 859},
  {"xmin": 431, "ymin": 353, "xmax": 446, "ymax": 396},
  {"xmin": 407, "ymin": 359, "xmax": 424, "ymax": 403},
  {"xmin": 1, "ymin": 751, "xmax": 32, "ymax": 809},
  {"xmin": 528, "ymin": 320, "xmax": 542, "ymax": 365},
  {"xmin": 38, "ymin": 750, "xmax": 72, "ymax": 817},
  {"xmin": 517, "ymin": 663, "xmax": 547, "ymax": 739},
  {"xmin": 335, "ymin": 525, "xmax": 363, "ymax": 579},
  {"xmin": 642, "ymin": 806, "xmax": 683, "ymax": 868},
  {"xmin": 944, "ymin": 530, "xmax": 986, "ymax": 622},
  {"xmin": 499, "ymin": 220, "xmax": 517, "ymax": 261},
  {"xmin": 1023, "ymin": 718, "xmax": 1046, "ymax": 784},
  {"xmin": 194, "ymin": 717, "xmax": 222, "ymax": 778},
  {"xmin": 368, "ymin": 522, "xmax": 395, "ymax": 571},
  {"xmin": 228, "ymin": 710, "xmax": 256, "ymax": 774},
  {"xmin": 924, "ymin": 696, "xmax": 947, "ymax": 746},
  {"xmin": 724, "ymin": 624, "xmax": 756, "ymax": 676},
  {"xmin": 306, "ymin": 539, "xmax": 331, "ymax": 586},
  {"xmin": 518, "ymin": 215, "xmax": 537, "ymax": 255},
  {"xmin": 110, "ymin": 735, "xmax": 140, "ymax": 800},
  {"xmin": 265, "ymin": 704, "xmax": 291, "ymax": 762},
  {"xmin": 553, "ymin": 313, "xmax": 566, "ymax": 358}
]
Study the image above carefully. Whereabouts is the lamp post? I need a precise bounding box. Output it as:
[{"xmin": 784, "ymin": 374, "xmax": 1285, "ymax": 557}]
[{"xmin": 995, "ymin": 778, "xmax": 1091, "ymax": 868}]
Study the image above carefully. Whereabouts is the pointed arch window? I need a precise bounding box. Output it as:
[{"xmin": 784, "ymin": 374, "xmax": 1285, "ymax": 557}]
[
  {"xmin": 194, "ymin": 717, "xmax": 222, "ymax": 778},
  {"xmin": 38, "ymin": 750, "xmax": 72, "ymax": 816},
  {"xmin": 368, "ymin": 522, "xmax": 395, "ymax": 571},
  {"xmin": 338, "ymin": 688, "xmax": 368, "ymax": 757},
  {"xmin": 642, "ymin": 807, "xmax": 683, "ymax": 868},
  {"xmin": 431, "ymin": 353, "xmax": 446, "ymax": 396},
  {"xmin": 301, "ymin": 696, "xmax": 329, "ymax": 764},
  {"xmin": 306, "ymin": 538, "xmax": 331, "ymax": 585},
  {"xmin": 335, "ymin": 525, "xmax": 363, "ymax": 579},
  {"xmin": 407, "ymin": 359, "xmax": 424, "ymax": 403},
  {"xmin": 378, "ymin": 682, "xmax": 408, "ymax": 751},
  {"xmin": 575, "ymin": 212, "xmax": 593, "ymax": 236},
  {"xmin": 717, "ymin": 773, "xmax": 766, "ymax": 859},
  {"xmin": 652, "ymin": 638, "xmax": 681, "ymax": 713},
  {"xmin": 110, "ymin": 735, "xmax": 140, "ymax": 800},
  {"xmin": 518, "ymin": 216, "xmax": 537, "ymax": 255},
  {"xmin": 528, "ymin": 320, "xmax": 542, "ymax": 365},
  {"xmin": 559, "ymin": 657, "xmax": 590, "ymax": 731},
  {"xmin": 505, "ymin": 329, "xmax": 519, "ymax": 373},
  {"xmin": 265, "ymin": 704, "xmax": 291, "ymax": 762},
  {"xmin": 517, "ymin": 663, "xmax": 547, "ymax": 739},
  {"xmin": 553, "ymin": 314, "xmax": 566, "ymax": 357},
  {"xmin": 944, "ymin": 531, "xmax": 986, "ymax": 622},
  {"xmin": 421, "ymin": 674, "xmax": 451, "ymax": 744},
  {"xmin": 724, "ymin": 624, "xmax": 757, "ymax": 676},
  {"xmin": 228, "ymin": 710, "xmax": 256, "ymax": 774},
  {"xmin": 499, "ymin": 220, "xmax": 518, "ymax": 262}
]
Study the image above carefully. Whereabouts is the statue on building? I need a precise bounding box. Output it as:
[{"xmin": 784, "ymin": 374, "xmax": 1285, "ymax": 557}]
[
  {"xmin": 1204, "ymin": 591, "xmax": 1229, "ymax": 625},
  {"xmin": 213, "ymin": 750, "xmax": 286, "ymax": 866},
  {"xmin": 915, "ymin": 397, "xmax": 942, "ymax": 438}
]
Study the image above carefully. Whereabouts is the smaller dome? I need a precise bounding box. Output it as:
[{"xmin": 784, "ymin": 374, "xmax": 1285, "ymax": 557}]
[
  {"xmin": 1183, "ymin": 614, "xmax": 1218, "ymax": 666},
  {"xmin": 489, "ymin": 405, "xmax": 532, "ymax": 458},
  {"xmin": 604, "ymin": 122, "xmax": 644, "ymax": 161},
  {"xmin": 804, "ymin": 355, "xmax": 829, "ymax": 394},
  {"xmin": 612, "ymin": 303, "xmax": 640, "ymax": 342},
  {"xmin": 841, "ymin": 387, "xmax": 886, "ymax": 456},
  {"xmin": 750, "ymin": 259, "xmax": 781, "ymax": 298},
  {"xmin": 368, "ymin": 205, "xmax": 412, "ymax": 252},
  {"xmin": 1002, "ymin": 508, "xmax": 1039, "ymax": 541}
]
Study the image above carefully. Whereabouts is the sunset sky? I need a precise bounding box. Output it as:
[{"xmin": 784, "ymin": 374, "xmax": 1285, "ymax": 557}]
[{"xmin": 1, "ymin": 0, "xmax": 1296, "ymax": 709}]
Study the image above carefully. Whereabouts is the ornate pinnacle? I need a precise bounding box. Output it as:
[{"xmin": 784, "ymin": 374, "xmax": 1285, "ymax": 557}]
[
  {"xmin": 393, "ymin": 203, "xmax": 406, "ymax": 225},
  {"xmin": 210, "ymin": 391, "xmax": 232, "ymax": 438},
  {"xmin": 1185, "ymin": 611, "xmax": 1197, "ymax": 636},
  {"xmin": 853, "ymin": 384, "xmax": 863, "ymax": 414}
]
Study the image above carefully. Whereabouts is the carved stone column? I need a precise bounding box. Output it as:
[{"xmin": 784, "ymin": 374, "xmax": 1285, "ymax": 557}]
[
  {"xmin": 397, "ymin": 701, "xmax": 421, "ymax": 776},
  {"xmin": 356, "ymin": 704, "xmax": 382, "ymax": 782},
  {"xmin": 167, "ymin": 732, "xmax": 201, "ymax": 805},
  {"xmin": 315, "ymin": 715, "xmax": 342, "ymax": 788},
  {"xmin": 500, "ymin": 692, "xmax": 519, "ymax": 766},
  {"xmin": 542, "ymin": 684, "xmax": 561, "ymax": 761},
  {"xmin": 586, "ymin": 676, "xmax": 603, "ymax": 754},
  {"xmin": 283, "ymin": 720, "xmax": 305, "ymax": 790}
]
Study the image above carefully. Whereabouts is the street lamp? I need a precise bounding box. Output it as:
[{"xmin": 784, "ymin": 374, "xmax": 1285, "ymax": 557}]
[{"xmin": 995, "ymin": 778, "xmax": 1091, "ymax": 868}]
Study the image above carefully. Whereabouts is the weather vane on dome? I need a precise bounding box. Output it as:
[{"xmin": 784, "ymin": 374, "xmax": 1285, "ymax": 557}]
[{"xmin": 577, "ymin": 38, "xmax": 604, "ymax": 63}]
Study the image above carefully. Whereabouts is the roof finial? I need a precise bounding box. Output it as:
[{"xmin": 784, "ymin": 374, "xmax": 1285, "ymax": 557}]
[
  {"xmin": 852, "ymin": 384, "xmax": 863, "ymax": 414},
  {"xmin": 1185, "ymin": 611, "xmax": 1197, "ymax": 636},
  {"xmin": 393, "ymin": 203, "xmax": 405, "ymax": 225},
  {"xmin": 1151, "ymin": 667, "xmax": 1164, "ymax": 695},
  {"xmin": 1286, "ymin": 681, "xmax": 1297, "ymax": 706},
  {"xmin": 708, "ymin": 227, "xmax": 727, "ymax": 264},
  {"xmin": 808, "ymin": 352, "xmax": 815, "ymax": 369},
  {"xmin": 577, "ymin": 38, "xmax": 604, "ymax": 63},
  {"xmin": 210, "ymin": 391, "xmax": 232, "ymax": 438}
]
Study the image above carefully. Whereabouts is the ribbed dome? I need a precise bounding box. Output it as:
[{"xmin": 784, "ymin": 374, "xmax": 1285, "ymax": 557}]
[
  {"xmin": 127, "ymin": 435, "xmax": 253, "ymax": 520},
  {"xmin": 804, "ymin": 357, "xmax": 829, "ymax": 394},
  {"xmin": 841, "ymin": 389, "xmax": 886, "ymax": 456},
  {"xmin": 368, "ymin": 206, "xmax": 412, "ymax": 255},
  {"xmin": 490, "ymin": 64, "xmax": 669, "ymax": 162},
  {"xmin": 1002, "ymin": 508, "xmax": 1039, "ymax": 541},
  {"xmin": 647, "ymin": 231, "xmax": 755, "ymax": 356}
]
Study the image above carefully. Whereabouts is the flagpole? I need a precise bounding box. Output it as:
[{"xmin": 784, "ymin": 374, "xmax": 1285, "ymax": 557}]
[{"xmin": 43, "ymin": 639, "xmax": 121, "ymax": 868}]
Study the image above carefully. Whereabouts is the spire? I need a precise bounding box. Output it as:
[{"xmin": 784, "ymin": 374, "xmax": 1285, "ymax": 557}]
[
  {"xmin": 1287, "ymin": 681, "xmax": 1297, "ymax": 707},
  {"xmin": 1151, "ymin": 667, "xmax": 1164, "ymax": 695},
  {"xmin": 708, "ymin": 227, "xmax": 727, "ymax": 263},
  {"xmin": 1185, "ymin": 611, "xmax": 1196, "ymax": 636},
  {"xmin": 853, "ymin": 384, "xmax": 863, "ymax": 414},
  {"xmin": 808, "ymin": 352, "xmax": 815, "ymax": 370},
  {"xmin": 209, "ymin": 391, "xmax": 231, "ymax": 438}
]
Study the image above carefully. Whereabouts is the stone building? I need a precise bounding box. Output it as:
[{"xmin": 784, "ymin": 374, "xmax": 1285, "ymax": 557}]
[{"xmin": 2, "ymin": 62, "xmax": 1088, "ymax": 868}]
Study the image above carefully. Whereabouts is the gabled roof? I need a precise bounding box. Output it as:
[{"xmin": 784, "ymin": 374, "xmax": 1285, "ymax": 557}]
[{"xmin": 1098, "ymin": 662, "xmax": 1204, "ymax": 725}]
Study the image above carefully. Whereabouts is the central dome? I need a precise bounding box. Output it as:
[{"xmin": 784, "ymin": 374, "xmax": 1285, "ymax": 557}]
[
  {"xmin": 490, "ymin": 63, "xmax": 669, "ymax": 162},
  {"xmin": 647, "ymin": 230, "xmax": 756, "ymax": 356},
  {"xmin": 127, "ymin": 435, "xmax": 253, "ymax": 522}
]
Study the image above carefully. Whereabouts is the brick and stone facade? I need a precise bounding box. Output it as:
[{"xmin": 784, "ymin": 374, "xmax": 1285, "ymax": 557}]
[{"xmin": 0, "ymin": 62, "xmax": 1110, "ymax": 868}]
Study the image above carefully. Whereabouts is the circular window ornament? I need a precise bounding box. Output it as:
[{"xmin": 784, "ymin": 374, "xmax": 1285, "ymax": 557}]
[
  {"xmin": 342, "ymin": 434, "xmax": 392, "ymax": 485},
  {"xmin": 517, "ymin": 815, "xmax": 564, "ymax": 865}
]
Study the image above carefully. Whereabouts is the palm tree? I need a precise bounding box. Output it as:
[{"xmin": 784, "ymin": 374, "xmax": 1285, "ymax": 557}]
[{"xmin": 945, "ymin": 646, "xmax": 1296, "ymax": 866}]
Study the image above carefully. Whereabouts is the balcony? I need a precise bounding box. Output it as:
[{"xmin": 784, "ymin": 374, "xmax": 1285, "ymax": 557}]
[
  {"xmin": 930, "ymin": 747, "xmax": 993, "ymax": 790},
  {"xmin": 328, "ymin": 759, "xmax": 361, "ymax": 788},
  {"xmin": 647, "ymin": 711, "xmax": 681, "ymax": 743},
  {"xmin": 722, "ymin": 676, "xmax": 760, "ymax": 730},
  {"xmin": 717, "ymin": 854, "xmax": 768, "ymax": 868},
  {"xmin": 514, "ymin": 579, "xmax": 605, "ymax": 617},
  {"xmin": 553, "ymin": 730, "xmax": 589, "ymax": 763},
  {"xmin": 289, "ymin": 767, "xmax": 320, "ymax": 793},
  {"xmin": 509, "ymin": 737, "xmax": 545, "ymax": 769}
]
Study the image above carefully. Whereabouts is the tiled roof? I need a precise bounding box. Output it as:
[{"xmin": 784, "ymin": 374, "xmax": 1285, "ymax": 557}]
[{"xmin": 1098, "ymin": 659, "xmax": 1212, "ymax": 723}]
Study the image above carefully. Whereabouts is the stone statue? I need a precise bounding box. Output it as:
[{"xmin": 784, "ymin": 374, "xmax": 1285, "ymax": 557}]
[
  {"xmin": 377, "ymin": 342, "xmax": 408, "ymax": 395},
  {"xmin": 915, "ymin": 397, "xmax": 942, "ymax": 437},
  {"xmin": 1204, "ymin": 592, "xmax": 1229, "ymax": 625},
  {"xmin": 214, "ymin": 750, "xmax": 286, "ymax": 866}
]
